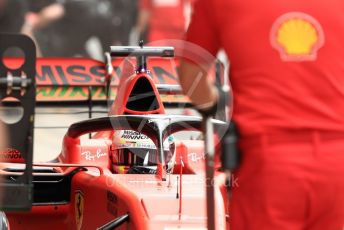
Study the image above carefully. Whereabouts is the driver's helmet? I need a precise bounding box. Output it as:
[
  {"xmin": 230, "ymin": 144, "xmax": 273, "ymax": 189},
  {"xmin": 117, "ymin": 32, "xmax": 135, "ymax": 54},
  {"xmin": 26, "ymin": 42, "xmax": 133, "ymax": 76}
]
[{"xmin": 111, "ymin": 130, "xmax": 175, "ymax": 174}]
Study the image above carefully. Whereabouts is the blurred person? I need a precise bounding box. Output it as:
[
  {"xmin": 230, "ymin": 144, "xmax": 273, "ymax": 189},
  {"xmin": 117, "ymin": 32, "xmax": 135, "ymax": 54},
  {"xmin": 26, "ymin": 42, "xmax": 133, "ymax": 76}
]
[
  {"xmin": 0, "ymin": 0, "xmax": 25, "ymax": 33},
  {"xmin": 23, "ymin": 0, "xmax": 91, "ymax": 57},
  {"xmin": 93, "ymin": 0, "xmax": 138, "ymax": 52},
  {"xmin": 133, "ymin": 0, "xmax": 194, "ymax": 44},
  {"xmin": 22, "ymin": 1, "xmax": 65, "ymax": 34},
  {"xmin": 21, "ymin": 1, "xmax": 65, "ymax": 56},
  {"xmin": 179, "ymin": 0, "xmax": 344, "ymax": 229},
  {"xmin": 24, "ymin": 0, "xmax": 138, "ymax": 57}
]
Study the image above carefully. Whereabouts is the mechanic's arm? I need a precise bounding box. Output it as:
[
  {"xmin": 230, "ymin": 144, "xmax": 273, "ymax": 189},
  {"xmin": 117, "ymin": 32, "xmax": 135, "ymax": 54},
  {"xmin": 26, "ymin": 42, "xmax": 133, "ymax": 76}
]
[
  {"xmin": 21, "ymin": 3, "xmax": 65, "ymax": 56},
  {"xmin": 135, "ymin": 8, "xmax": 150, "ymax": 36},
  {"xmin": 178, "ymin": 0, "xmax": 220, "ymax": 113},
  {"xmin": 22, "ymin": 3, "xmax": 65, "ymax": 32},
  {"xmin": 134, "ymin": 0, "xmax": 151, "ymax": 37},
  {"xmin": 35, "ymin": 3, "xmax": 65, "ymax": 29},
  {"xmin": 179, "ymin": 61, "xmax": 218, "ymax": 110}
]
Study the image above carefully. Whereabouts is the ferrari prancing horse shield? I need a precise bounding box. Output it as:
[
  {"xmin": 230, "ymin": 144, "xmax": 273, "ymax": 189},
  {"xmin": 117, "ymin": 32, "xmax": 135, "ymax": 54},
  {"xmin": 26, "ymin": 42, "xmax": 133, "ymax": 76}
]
[{"xmin": 75, "ymin": 190, "xmax": 84, "ymax": 230}]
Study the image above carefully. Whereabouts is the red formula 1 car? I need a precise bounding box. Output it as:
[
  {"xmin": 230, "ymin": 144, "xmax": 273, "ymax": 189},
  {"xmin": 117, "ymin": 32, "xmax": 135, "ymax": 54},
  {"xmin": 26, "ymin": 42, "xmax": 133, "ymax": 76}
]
[{"xmin": 0, "ymin": 40, "xmax": 230, "ymax": 229}]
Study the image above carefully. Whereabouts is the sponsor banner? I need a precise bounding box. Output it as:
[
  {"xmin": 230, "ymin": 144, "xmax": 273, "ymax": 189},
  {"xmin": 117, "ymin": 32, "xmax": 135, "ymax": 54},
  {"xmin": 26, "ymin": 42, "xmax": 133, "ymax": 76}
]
[
  {"xmin": 36, "ymin": 86, "xmax": 190, "ymax": 103},
  {"xmin": 4, "ymin": 57, "xmax": 210, "ymax": 103},
  {"xmin": 3, "ymin": 57, "xmax": 180, "ymax": 86},
  {"xmin": 3, "ymin": 57, "xmax": 217, "ymax": 87},
  {"xmin": 36, "ymin": 86, "xmax": 107, "ymax": 101}
]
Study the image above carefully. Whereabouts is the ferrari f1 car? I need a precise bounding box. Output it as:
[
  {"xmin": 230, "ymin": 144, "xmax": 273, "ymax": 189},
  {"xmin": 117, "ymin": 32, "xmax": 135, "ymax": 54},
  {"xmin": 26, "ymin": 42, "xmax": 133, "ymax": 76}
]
[{"xmin": 0, "ymin": 35, "xmax": 231, "ymax": 229}]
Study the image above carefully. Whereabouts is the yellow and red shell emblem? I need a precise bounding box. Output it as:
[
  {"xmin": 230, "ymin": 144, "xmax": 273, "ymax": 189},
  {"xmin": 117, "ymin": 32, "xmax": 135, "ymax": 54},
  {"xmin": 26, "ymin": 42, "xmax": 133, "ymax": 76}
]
[{"xmin": 270, "ymin": 12, "xmax": 325, "ymax": 61}]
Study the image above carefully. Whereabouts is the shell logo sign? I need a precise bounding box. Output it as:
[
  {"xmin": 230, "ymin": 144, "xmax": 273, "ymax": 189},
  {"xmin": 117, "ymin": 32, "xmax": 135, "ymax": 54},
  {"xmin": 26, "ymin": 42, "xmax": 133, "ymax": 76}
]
[{"xmin": 270, "ymin": 12, "xmax": 325, "ymax": 61}]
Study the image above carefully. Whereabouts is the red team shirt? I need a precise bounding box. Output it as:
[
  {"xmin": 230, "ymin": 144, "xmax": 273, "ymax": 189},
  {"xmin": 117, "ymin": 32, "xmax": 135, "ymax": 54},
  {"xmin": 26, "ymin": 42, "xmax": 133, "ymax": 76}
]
[
  {"xmin": 187, "ymin": 1, "xmax": 344, "ymax": 229},
  {"xmin": 140, "ymin": 0, "xmax": 187, "ymax": 41},
  {"xmin": 187, "ymin": 0, "xmax": 344, "ymax": 136}
]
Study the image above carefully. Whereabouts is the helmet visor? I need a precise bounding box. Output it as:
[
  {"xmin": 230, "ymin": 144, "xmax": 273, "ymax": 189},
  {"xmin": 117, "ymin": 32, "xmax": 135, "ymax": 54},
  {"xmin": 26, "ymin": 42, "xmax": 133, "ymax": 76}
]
[{"xmin": 114, "ymin": 148, "xmax": 157, "ymax": 166}]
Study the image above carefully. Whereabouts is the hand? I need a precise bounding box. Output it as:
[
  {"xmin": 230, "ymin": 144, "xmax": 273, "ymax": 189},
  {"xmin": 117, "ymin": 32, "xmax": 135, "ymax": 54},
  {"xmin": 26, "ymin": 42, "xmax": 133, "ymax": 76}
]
[{"xmin": 25, "ymin": 12, "xmax": 40, "ymax": 29}]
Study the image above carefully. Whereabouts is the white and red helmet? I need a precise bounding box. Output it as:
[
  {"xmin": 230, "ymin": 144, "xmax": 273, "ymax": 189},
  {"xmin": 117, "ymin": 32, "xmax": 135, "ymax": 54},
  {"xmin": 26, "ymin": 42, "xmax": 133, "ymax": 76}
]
[{"xmin": 111, "ymin": 130, "xmax": 175, "ymax": 174}]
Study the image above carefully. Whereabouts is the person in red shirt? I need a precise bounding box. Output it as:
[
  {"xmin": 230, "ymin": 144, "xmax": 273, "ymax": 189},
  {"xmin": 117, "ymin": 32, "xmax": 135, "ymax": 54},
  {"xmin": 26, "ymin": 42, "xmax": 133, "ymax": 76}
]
[
  {"xmin": 179, "ymin": 0, "xmax": 344, "ymax": 229},
  {"xmin": 134, "ymin": 0, "xmax": 192, "ymax": 43}
]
